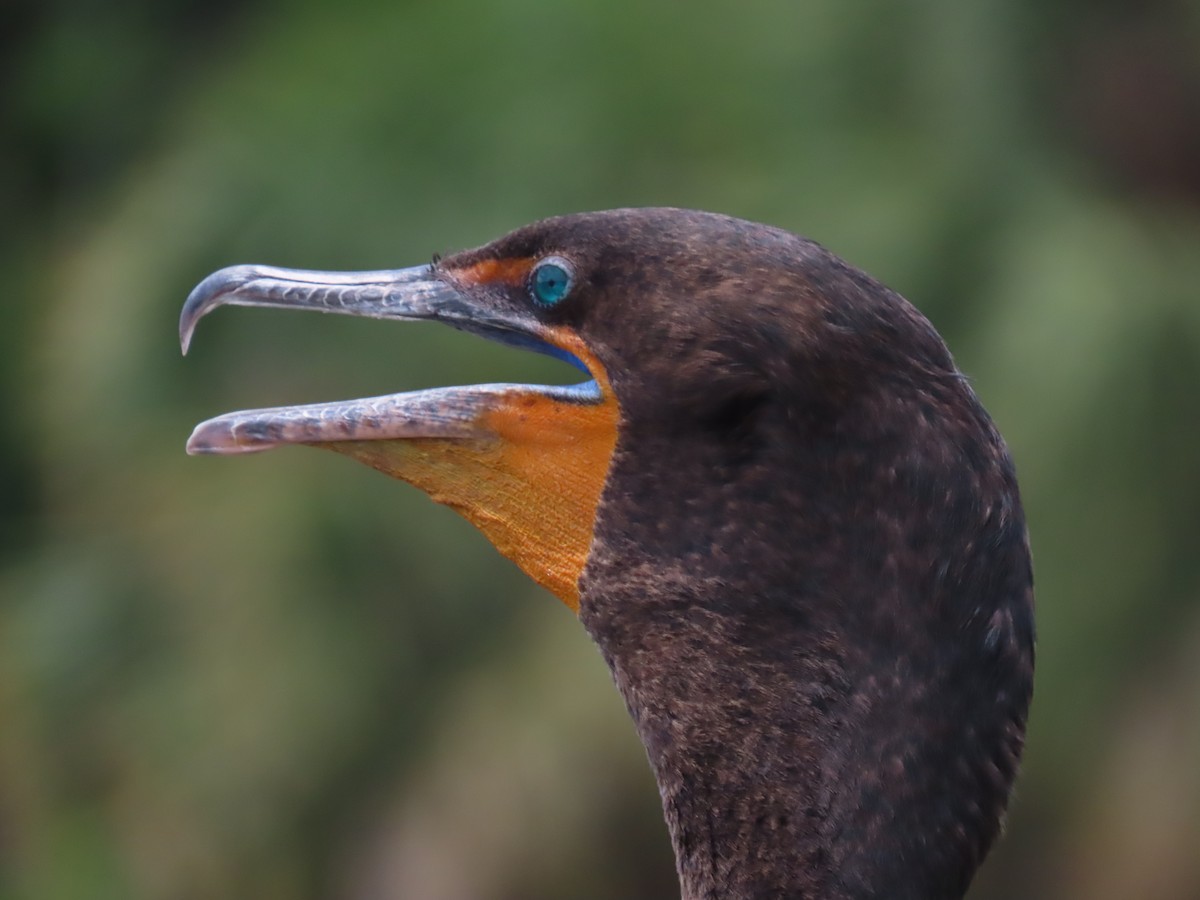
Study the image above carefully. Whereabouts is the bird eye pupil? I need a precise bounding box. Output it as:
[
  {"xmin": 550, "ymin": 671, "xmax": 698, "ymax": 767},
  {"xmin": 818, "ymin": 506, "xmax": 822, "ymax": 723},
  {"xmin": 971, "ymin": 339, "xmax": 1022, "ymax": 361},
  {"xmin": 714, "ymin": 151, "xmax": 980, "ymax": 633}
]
[{"xmin": 531, "ymin": 261, "xmax": 572, "ymax": 306}]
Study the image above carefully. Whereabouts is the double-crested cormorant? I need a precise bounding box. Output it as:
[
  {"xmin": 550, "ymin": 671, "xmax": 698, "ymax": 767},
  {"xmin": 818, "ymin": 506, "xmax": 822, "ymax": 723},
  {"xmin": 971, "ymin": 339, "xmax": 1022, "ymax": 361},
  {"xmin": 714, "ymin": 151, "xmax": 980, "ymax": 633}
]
[{"xmin": 181, "ymin": 208, "xmax": 1034, "ymax": 900}]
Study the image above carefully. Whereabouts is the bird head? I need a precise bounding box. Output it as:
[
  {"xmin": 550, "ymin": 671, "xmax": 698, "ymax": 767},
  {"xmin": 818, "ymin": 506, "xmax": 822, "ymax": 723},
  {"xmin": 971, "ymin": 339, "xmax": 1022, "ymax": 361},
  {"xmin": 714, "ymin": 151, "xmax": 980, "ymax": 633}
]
[
  {"xmin": 185, "ymin": 212, "xmax": 780, "ymax": 600},
  {"xmin": 182, "ymin": 208, "xmax": 960, "ymax": 611},
  {"xmin": 184, "ymin": 210, "xmax": 781, "ymax": 603}
]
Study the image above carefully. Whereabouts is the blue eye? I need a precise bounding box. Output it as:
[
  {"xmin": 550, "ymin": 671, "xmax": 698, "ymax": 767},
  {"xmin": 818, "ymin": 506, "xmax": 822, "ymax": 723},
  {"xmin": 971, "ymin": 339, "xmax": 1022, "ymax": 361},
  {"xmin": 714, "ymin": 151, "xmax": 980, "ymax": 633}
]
[{"xmin": 530, "ymin": 258, "xmax": 574, "ymax": 306}]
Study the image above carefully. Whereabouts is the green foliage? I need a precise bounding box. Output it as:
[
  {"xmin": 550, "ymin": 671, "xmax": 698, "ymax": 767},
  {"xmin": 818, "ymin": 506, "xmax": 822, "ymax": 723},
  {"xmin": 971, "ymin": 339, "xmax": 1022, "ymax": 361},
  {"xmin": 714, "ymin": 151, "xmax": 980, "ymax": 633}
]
[{"xmin": 2, "ymin": 1, "xmax": 1198, "ymax": 897}]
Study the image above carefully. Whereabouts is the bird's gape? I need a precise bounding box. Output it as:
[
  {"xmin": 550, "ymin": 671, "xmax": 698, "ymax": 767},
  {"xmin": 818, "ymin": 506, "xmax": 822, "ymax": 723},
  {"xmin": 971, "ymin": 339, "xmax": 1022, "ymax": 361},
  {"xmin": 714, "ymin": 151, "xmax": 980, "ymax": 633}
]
[{"xmin": 321, "ymin": 326, "xmax": 618, "ymax": 609}]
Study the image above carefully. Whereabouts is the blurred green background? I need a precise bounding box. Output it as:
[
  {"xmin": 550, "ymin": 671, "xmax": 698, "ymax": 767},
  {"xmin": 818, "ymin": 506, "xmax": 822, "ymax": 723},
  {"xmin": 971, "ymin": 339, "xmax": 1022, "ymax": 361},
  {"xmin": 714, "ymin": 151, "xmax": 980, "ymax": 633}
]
[{"xmin": 3, "ymin": 0, "xmax": 1199, "ymax": 897}]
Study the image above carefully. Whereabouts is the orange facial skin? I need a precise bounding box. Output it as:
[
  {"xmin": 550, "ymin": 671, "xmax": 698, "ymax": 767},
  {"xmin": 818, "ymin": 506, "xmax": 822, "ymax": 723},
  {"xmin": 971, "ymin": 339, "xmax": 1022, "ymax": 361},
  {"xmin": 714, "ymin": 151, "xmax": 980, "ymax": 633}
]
[
  {"xmin": 321, "ymin": 325, "xmax": 618, "ymax": 611},
  {"xmin": 452, "ymin": 256, "xmax": 536, "ymax": 288}
]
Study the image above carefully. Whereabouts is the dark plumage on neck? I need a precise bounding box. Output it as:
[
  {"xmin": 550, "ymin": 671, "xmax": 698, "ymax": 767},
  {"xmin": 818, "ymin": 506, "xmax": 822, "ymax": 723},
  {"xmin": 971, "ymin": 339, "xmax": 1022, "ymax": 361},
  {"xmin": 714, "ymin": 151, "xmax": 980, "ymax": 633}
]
[{"xmin": 572, "ymin": 216, "xmax": 1034, "ymax": 899}]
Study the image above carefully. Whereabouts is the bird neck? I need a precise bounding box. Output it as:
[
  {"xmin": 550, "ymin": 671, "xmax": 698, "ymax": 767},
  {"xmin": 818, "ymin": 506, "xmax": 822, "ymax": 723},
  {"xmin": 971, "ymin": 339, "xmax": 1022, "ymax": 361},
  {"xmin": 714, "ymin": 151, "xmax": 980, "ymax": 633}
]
[
  {"xmin": 581, "ymin": 576, "xmax": 1016, "ymax": 900},
  {"xmin": 578, "ymin": 405, "xmax": 1032, "ymax": 900}
]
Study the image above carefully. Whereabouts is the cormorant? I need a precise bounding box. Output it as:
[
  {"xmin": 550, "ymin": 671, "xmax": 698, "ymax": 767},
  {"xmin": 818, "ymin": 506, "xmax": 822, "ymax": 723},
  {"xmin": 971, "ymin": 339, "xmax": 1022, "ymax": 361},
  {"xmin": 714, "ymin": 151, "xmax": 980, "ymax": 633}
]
[{"xmin": 181, "ymin": 208, "xmax": 1034, "ymax": 900}]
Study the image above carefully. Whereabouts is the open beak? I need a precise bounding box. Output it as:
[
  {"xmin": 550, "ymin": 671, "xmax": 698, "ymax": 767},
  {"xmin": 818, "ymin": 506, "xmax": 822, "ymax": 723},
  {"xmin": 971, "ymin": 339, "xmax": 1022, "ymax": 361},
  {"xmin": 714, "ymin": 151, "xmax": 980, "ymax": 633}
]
[
  {"xmin": 179, "ymin": 260, "xmax": 618, "ymax": 607},
  {"xmin": 179, "ymin": 264, "xmax": 600, "ymax": 455}
]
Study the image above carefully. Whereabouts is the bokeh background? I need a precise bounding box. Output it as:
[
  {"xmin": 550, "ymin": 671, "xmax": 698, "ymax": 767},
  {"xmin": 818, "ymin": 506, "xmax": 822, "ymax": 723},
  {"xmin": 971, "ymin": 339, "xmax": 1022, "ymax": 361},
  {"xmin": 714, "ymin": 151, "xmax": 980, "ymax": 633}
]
[{"xmin": 3, "ymin": 1, "xmax": 1200, "ymax": 898}]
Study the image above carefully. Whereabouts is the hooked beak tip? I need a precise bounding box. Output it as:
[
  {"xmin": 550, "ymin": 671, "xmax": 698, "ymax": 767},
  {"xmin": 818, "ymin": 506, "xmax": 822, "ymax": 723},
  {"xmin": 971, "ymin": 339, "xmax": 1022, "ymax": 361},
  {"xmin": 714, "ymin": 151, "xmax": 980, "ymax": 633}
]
[{"xmin": 179, "ymin": 265, "xmax": 260, "ymax": 356}]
